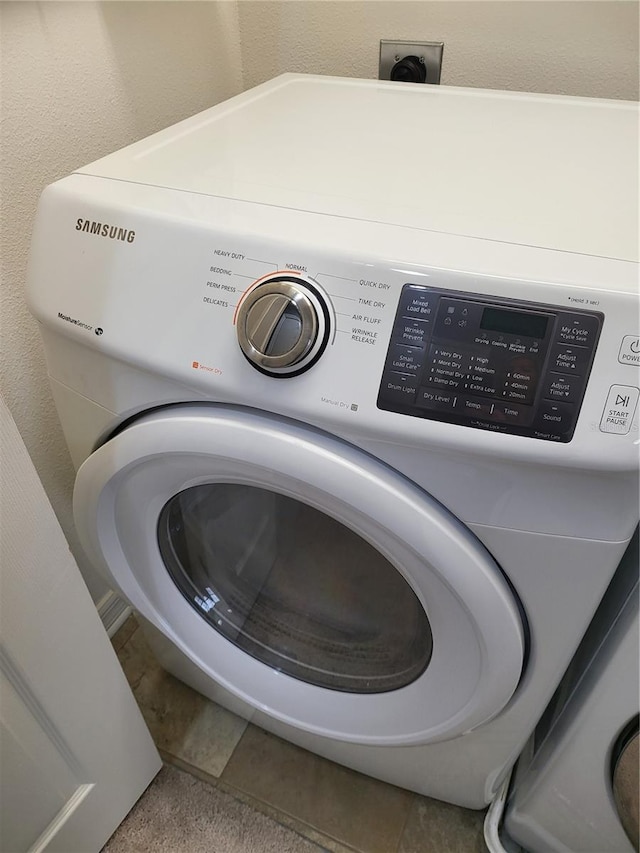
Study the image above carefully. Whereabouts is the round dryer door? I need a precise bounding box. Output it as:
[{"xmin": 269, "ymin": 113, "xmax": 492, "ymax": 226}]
[{"xmin": 74, "ymin": 405, "xmax": 524, "ymax": 746}]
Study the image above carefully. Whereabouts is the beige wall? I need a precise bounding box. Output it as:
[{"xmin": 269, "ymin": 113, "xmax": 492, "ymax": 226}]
[
  {"xmin": 1, "ymin": 0, "xmax": 638, "ymax": 602},
  {"xmin": 238, "ymin": 1, "xmax": 639, "ymax": 99},
  {"xmin": 1, "ymin": 1, "xmax": 243, "ymax": 601}
]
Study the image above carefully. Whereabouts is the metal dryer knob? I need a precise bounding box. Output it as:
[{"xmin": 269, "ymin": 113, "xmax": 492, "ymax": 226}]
[{"xmin": 236, "ymin": 276, "xmax": 329, "ymax": 376}]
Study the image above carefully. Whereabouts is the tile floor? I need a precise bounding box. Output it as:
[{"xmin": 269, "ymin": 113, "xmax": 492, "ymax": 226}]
[{"xmin": 112, "ymin": 616, "xmax": 488, "ymax": 853}]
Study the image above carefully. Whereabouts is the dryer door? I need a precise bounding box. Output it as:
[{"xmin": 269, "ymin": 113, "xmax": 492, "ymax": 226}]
[{"xmin": 74, "ymin": 405, "xmax": 524, "ymax": 746}]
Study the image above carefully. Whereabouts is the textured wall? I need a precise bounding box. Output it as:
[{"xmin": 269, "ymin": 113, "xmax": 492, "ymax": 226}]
[
  {"xmin": 238, "ymin": 1, "xmax": 639, "ymax": 99},
  {"xmin": 1, "ymin": 1, "xmax": 243, "ymax": 600}
]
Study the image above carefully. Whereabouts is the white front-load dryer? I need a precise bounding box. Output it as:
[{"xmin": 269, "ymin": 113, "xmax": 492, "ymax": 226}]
[{"xmin": 26, "ymin": 75, "xmax": 639, "ymax": 808}]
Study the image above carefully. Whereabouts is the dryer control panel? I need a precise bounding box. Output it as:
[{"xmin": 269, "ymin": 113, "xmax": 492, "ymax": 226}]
[{"xmin": 378, "ymin": 286, "xmax": 603, "ymax": 442}]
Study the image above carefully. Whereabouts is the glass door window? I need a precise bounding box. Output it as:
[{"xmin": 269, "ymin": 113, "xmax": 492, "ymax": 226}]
[{"xmin": 158, "ymin": 484, "xmax": 432, "ymax": 693}]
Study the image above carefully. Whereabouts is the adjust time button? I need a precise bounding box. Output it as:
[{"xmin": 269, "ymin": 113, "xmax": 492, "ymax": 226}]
[
  {"xmin": 548, "ymin": 343, "xmax": 591, "ymax": 376},
  {"xmin": 541, "ymin": 372, "xmax": 585, "ymax": 404}
]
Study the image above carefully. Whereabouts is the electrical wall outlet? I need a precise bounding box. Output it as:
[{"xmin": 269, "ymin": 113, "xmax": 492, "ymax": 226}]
[{"xmin": 379, "ymin": 40, "xmax": 444, "ymax": 85}]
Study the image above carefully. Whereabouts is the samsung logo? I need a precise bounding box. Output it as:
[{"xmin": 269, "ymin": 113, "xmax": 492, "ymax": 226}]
[{"xmin": 76, "ymin": 218, "xmax": 135, "ymax": 243}]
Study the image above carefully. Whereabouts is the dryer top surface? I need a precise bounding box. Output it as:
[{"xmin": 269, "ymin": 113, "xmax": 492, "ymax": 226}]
[{"xmin": 76, "ymin": 74, "xmax": 639, "ymax": 263}]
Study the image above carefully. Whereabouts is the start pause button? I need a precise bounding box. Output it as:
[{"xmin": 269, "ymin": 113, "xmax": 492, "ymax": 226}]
[{"xmin": 600, "ymin": 385, "xmax": 640, "ymax": 434}]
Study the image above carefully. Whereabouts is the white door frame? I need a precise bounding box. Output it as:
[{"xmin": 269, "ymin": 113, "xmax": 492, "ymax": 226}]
[{"xmin": 0, "ymin": 397, "xmax": 161, "ymax": 853}]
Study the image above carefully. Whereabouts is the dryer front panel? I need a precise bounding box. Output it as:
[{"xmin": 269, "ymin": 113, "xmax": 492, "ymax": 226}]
[{"xmin": 74, "ymin": 405, "xmax": 524, "ymax": 746}]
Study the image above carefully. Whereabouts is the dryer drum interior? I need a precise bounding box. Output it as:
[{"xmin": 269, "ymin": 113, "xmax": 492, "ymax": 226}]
[{"xmin": 158, "ymin": 483, "xmax": 433, "ymax": 693}]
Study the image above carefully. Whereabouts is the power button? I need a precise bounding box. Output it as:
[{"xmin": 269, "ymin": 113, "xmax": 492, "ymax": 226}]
[{"xmin": 618, "ymin": 335, "xmax": 640, "ymax": 366}]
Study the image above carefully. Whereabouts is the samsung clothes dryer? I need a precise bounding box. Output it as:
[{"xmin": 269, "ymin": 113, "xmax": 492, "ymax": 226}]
[
  {"xmin": 504, "ymin": 531, "xmax": 639, "ymax": 852},
  {"xmin": 26, "ymin": 76, "xmax": 639, "ymax": 808}
]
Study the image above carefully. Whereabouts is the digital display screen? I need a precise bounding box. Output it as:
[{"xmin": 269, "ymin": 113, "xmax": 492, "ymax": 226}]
[{"xmin": 480, "ymin": 307, "xmax": 549, "ymax": 340}]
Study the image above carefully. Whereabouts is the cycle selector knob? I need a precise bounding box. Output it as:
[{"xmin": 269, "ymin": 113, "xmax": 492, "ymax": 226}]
[{"xmin": 236, "ymin": 276, "xmax": 330, "ymax": 376}]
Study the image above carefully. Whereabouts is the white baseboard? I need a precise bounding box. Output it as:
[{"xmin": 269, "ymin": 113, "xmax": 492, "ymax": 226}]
[{"xmin": 97, "ymin": 590, "xmax": 132, "ymax": 637}]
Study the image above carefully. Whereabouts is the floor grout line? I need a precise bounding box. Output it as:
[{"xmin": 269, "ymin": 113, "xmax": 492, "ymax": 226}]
[
  {"xmin": 394, "ymin": 792, "xmax": 418, "ymax": 853},
  {"xmin": 160, "ymin": 750, "xmax": 357, "ymax": 853}
]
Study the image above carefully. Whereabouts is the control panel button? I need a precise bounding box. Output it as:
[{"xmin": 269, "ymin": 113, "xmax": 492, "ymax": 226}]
[
  {"xmin": 548, "ymin": 343, "xmax": 591, "ymax": 376},
  {"xmin": 541, "ymin": 372, "xmax": 585, "ymax": 404},
  {"xmin": 399, "ymin": 286, "xmax": 437, "ymax": 319},
  {"xmin": 555, "ymin": 313, "xmax": 601, "ymax": 347},
  {"xmin": 532, "ymin": 400, "xmax": 576, "ymax": 438},
  {"xmin": 379, "ymin": 372, "xmax": 419, "ymax": 406},
  {"xmin": 388, "ymin": 344, "xmax": 424, "ymax": 374},
  {"xmin": 599, "ymin": 385, "xmax": 640, "ymax": 435},
  {"xmin": 458, "ymin": 396, "xmax": 495, "ymax": 418},
  {"xmin": 492, "ymin": 402, "xmax": 531, "ymax": 426},
  {"xmin": 416, "ymin": 388, "xmax": 458, "ymax": 411},
  {"xmin": 618, "ymin": 336, "xmax": 640, "ymax": 367},
  {"xmin": 392, "ymin": 318, "xmax": 430, "ymax": 348}
]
